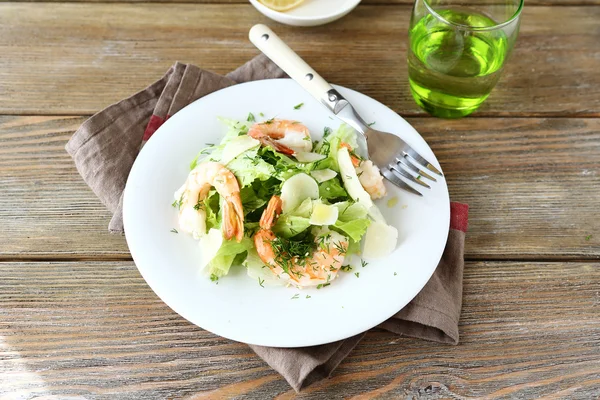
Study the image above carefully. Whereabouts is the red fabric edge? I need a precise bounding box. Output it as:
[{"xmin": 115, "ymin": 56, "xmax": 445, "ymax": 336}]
[
  {"xmin": 449, "ymin": 202, "xmax": 469, "ymax": 233},
  {"xmin": 142, "ymin": 114, "xmax": 166, "ymax": 142}
]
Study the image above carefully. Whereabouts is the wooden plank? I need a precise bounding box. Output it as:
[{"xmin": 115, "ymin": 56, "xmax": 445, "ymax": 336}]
[
  {"xmin": 1, "ymin": 116, "xmax": 599, "ymax": 260},
  {"xmin": 0, "ymin": 260, "xmax": 598, "ymax": 398},
  {"xmin": 0, "ymin": 4, "xmax": 599, "ymax": 116}
]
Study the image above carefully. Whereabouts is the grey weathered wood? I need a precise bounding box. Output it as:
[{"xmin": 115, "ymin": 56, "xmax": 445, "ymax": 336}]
[
  {"xmin": 0, "ymin": 4, "xmax": 599, "ymax": 116},
  {"xmin": 0, "ymin": 260, "xmax": 598, "ymax": 399},
  {"xmin": 1, "ymin": 116, "xmax": 598, "ymax": 260}
]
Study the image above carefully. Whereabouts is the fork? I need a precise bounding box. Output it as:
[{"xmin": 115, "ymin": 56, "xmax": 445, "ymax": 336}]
[{"xmin": 249, "ymin": 24, "xmax": 442, "ymax": 196}]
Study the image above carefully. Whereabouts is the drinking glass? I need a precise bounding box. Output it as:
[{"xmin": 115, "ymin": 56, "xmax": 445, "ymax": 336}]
[{"xmin": 408, "ymin": 0, "xmax": 523, "ymax": 118}]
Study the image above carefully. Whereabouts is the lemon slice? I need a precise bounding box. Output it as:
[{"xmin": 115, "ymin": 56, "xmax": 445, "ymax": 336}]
[{"xmin": 258, "ymin": 0, "xmax": 305, "ymax": 12}]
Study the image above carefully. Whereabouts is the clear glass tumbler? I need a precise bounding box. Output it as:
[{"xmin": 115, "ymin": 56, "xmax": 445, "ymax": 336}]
[{"xmin": 408, "ymin": 0, "xmax": 523, "ymax": 118}]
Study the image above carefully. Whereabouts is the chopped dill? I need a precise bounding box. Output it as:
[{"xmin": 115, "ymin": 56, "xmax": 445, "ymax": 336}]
[
  {"xmin": 170, "ymin": 228, "xmax": 178, "ymax": 234},
  {"xmin": 333, "ymin": 241, "xmax": 347, "ymax": 256},
  {"xmin": 270, "ymin": 236, "xmax": 315, "ymax": 274}
]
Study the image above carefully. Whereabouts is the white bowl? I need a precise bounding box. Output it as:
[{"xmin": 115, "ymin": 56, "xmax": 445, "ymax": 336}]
[{"xmin": 249, "ymin": 0, "xmax": 361, "ymax": 27}]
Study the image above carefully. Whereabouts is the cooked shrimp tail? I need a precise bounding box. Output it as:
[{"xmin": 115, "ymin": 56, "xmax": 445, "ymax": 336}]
[
  {"xmin": 179, "ymin": 162, "xmax": 244, "ymax": 242},
  {"xmin": 260, "ymin": 195, "xmax": 283, "ymax": 229},
  {"xmin": 248, "ymin": 119, "xmax": 312, "ymax": 155}
]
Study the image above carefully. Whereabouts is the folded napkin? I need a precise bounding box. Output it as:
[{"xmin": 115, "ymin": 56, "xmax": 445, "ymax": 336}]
[{"xmin": 66, "ymin": 55, "xmax": 469, "ymax": 392}]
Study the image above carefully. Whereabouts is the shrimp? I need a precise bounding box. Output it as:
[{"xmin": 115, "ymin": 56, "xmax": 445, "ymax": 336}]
[
  {"xmin": 248, "ymin": 119, "xmax": 312, "ymax": 156},
  {"xmin": 254, "ymin": 195, "xmax": 348, "ymax": 288},
  {"xmin": 177, "ymin": 162, "xmax": 244, "ymax": 242},
  {"xmin": 341, "ymin": 142, "xmax": 387, "ymax": 200}
]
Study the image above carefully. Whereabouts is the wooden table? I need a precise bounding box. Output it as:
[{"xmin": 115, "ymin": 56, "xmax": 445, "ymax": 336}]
[{"xmin": 1, "ymin": 0, "xmax": 599, "ymax": 398}]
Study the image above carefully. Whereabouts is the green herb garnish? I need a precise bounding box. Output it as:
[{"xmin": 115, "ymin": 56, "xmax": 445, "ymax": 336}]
[
  {"xmin": 270, "ymin": 236, "xmax": 315, "ymax": 274},
  {"xmin": 333, "ymin": 241, "xmax": 347, "ymax": 256},
  {"xmin": 354, "ymin": 272, "xmax": 360, "ymax": 278},
  {"xmin": 361, "ymin": 260, "xmax": 368, "ymax": 268},
  {"xmin": 247, "ymin": 112, "xmax": 255, "ymax": 122},
  {"xmin": 317, "ymin": 283, "xmax": 330, "ymax": 289},
  {"xmin": 210, "ymin": 274, "xmax": 219, "ymax": 282},
  {"xmin": 170, "ymin": 228, "xmax": 178, "ymax": 234},
  {"xmin": 291, "ymin": 293, "xmax": 299, "ymax": 300},
  {"xmin": 585, "ymin": 234, "xmax": 592, "ymax": 241},
  {"xmin": 341, "ymin": 265, "xmax": 352, "ymax": 272},
  {"xmin": 294, "ymin": 103, "xmax": 304, "ymax": 110},
  {"xmin": 172, "ymin": 194, "xmax": 184, "ymax": 210},
  {"xmin": 258, "ymin": 277, "xmax": 265, "ymax": 287}
]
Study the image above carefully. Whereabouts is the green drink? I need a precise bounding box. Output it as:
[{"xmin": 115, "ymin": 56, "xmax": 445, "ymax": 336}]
[{"xmin": 408, "ymin": 0, "xmax": 523, "ymax": 118}]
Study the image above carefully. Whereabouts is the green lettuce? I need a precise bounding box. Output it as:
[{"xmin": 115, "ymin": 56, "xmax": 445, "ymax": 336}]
[
  {"xmin": 319, "ymin": 177, "xmax": 348, "ymax": 201},
  {"xmin": 207, "ymin": 236, "xmax": 253, "ymax": 277},
  {"xmin": 240, "ymin": 186, "xmax": 267, "ymax": 216},
  {"xmin": 258, "ymin": 147, "xmax": 312, "ymax": 181},
  {"xmin": 332, "ymin": 201, "xmax": 371, "ymax": 242},
  {"xmin": 228, "ymin": 147, "xmax": 276, "ymax": 187},
  {"xmin": 190, "ymin": 118, "xmax": 249, "ymax": 170},
  {"xmin": 272, "ymin": 198, "xmax": 313, "ymax": 238},
  {"xmin": 314, "ymin": 124, "xmax": 359, "ymax": 172},
  {"xmin": 194, "ymin": 190, "xmax": 220, "ymax": 231}
]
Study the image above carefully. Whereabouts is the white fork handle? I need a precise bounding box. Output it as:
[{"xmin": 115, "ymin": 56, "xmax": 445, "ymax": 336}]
[{"xmin": 249, "ymin": 24, "xmax": 334, "ymax": 106}]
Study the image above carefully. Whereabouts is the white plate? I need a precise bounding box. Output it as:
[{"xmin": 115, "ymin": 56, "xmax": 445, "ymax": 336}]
[
  {"xmin": 249, "ymin": 0, "xmax": 361, "ymax": 27},
  {"xmin": 123, "ymin": 79, "xmax": 450, "ymax": 348}
]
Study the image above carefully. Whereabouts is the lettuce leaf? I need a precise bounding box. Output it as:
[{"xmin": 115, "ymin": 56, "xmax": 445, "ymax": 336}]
[
  {"xmin": 319, "ymin": 177, "xmax": 348, "ymax": 201},
  {"xmin": 334, "ymin": 219, "xmax": 371, "ymax": 242},
  {"xmin": 240, "ymin": 186, "xmax": 267, "ymax": 216},
  {"xmin": 228, "ymin": 147, "xmax": 276, "ymax": 187},
  {"xmin": 207, "ymin": 236, "xmax": 253, "ymax": 277},
  {"xmin": 332, "ymin": 201, "xmax": 371, "ymax": 242},
  {"xmin": 190, "ymin": 118, "xmax": 249, "ymax": 170},
  {"xmin": 258, "ymin": 147, "xmax": 312, "ymax": 181},
  {"xmin": 272, "ymin": 198, "xmax": 313, "ymax": 238},
  {"xmin": 198, "ymin": 190, "xmax": 221, "ymax": 231},
  {"xmin": 314, "ymin": 124, "xmax": 358, "ymax": 172}
]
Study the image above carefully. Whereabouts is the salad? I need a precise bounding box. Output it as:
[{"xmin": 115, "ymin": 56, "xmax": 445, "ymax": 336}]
[{"xmin": 173, "ymin": 116, "xmax": 398, "ymax": 288}]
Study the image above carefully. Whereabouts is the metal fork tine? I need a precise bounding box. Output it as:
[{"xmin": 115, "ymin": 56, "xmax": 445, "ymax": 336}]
[
  {"xmin": 404, "ymin": 148, "xmax": 443, "ymax": 176},
  {"xmin": 381, "ymin": 168, "xmax": 422, "ymax": 197},
  {"xmin": 391, "ymin": 165, "xmax": 431, "ymax": 189},
  {"xmin": 396, "ymin": 156, "xmax": 437, "ymax": 182}
]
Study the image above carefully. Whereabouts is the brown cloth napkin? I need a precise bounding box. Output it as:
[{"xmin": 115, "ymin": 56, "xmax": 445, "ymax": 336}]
[{"xmin": 66, "ymin": 55, "xmax": 469, "ymax": 392}]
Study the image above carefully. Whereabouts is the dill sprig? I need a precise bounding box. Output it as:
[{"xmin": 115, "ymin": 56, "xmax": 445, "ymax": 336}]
[{"xmin": 270, "ymin": 236, "xmax": 315, "ymax": 274}]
